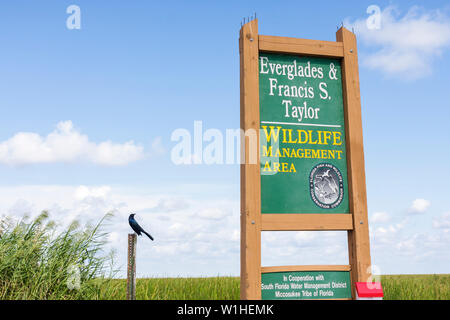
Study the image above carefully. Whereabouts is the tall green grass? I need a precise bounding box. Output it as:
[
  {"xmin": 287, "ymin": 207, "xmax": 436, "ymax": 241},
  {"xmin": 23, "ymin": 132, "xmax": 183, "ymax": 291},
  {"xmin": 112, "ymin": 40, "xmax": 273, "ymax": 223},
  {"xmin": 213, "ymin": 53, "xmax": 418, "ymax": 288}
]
[
  {"xmin": 382, "ymin": 274, "xmax": 450, "ymax": 300},
  {"xmin": 0, "ymin": 211, "xmax": 115, "ymax": 300},
  {"xmin": 94, "ymin": 277, "xmax": 240, "ymax": 300}
]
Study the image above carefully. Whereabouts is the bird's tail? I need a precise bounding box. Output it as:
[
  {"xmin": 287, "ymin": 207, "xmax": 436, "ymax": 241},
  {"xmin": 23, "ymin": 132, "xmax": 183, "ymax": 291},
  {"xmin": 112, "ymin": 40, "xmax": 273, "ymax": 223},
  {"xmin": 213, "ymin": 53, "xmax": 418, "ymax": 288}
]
[{"xmin": 142, "ymin": 230, "xmax": 154, "ymax": 241}]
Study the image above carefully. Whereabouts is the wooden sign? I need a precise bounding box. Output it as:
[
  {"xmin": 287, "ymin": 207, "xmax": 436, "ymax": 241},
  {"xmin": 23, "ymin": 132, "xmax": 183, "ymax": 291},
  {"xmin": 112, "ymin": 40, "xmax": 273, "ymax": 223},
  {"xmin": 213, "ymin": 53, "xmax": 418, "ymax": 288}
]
[
  {"xmin": 259, "ymin": 52, "xmax": 349, "ymax": 214},
  {"xmin": 261, "ymin": 268, "xmax": 351, "ymax": 299},
  {"xmin": 240, "ymin": 18, "xmax": 372, "ymax": 300}
]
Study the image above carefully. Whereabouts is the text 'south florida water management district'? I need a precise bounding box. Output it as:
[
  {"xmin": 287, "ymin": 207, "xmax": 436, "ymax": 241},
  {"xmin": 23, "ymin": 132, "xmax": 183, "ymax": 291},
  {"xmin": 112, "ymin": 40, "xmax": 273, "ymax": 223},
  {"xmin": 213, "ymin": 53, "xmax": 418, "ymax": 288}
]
[{"xmin": 261, "ymin": 271, "xmax": 352, "ymax": 299}]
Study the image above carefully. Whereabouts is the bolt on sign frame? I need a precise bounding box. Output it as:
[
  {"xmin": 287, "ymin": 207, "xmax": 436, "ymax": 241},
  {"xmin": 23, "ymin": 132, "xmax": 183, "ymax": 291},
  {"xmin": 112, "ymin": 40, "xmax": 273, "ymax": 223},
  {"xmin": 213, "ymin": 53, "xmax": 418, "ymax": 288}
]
[{"xmin": 239, "ymin": 19, "xmax": 372, "ymax": 300}]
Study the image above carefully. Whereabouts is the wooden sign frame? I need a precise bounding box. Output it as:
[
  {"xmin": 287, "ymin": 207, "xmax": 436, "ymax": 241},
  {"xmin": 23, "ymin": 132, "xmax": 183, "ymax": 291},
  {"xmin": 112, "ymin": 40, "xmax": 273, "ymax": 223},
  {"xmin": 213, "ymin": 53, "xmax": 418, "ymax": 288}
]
[{"xmin": 239, "ymin": 19, "xmax": 372, "ymax": 300}]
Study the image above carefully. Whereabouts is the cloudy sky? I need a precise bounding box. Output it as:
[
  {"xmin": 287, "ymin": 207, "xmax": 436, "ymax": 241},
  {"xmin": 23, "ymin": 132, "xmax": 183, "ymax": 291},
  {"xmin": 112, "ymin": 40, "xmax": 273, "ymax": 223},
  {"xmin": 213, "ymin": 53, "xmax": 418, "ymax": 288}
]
[{"xmin": 0, "ymin": 1, "xmax": 449, "ymax": 277}]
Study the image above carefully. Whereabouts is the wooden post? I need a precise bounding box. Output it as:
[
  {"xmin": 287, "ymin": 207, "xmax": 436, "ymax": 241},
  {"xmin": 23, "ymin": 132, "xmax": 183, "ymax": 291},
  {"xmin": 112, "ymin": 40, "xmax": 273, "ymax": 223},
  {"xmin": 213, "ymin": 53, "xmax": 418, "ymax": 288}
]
[
  {"xmin": 336, "ymin": 27, "xmax": 372, "ymax": 298},
  {"xmin": 239, "ymin": 18, "xmax": 261, "ymax": 300},
  {"xmin": 127, "ymin": 233, "xmax": 137, "ymax": 300}
]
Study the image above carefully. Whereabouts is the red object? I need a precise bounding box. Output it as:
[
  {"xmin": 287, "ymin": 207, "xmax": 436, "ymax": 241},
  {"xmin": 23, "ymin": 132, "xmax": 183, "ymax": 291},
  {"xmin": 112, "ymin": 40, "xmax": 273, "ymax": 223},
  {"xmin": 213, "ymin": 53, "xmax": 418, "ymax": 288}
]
[{"xmin": 355, "ymin": 282, "xmax": 384, "ymax": 298}]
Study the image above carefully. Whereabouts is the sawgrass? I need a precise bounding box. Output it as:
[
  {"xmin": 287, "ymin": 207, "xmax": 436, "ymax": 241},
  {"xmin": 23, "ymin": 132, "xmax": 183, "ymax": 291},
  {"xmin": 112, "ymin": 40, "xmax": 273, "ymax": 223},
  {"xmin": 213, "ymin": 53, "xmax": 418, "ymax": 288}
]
[{"xmin": 0, "ymin": 212, "xmax": 115, "ymax": 300}]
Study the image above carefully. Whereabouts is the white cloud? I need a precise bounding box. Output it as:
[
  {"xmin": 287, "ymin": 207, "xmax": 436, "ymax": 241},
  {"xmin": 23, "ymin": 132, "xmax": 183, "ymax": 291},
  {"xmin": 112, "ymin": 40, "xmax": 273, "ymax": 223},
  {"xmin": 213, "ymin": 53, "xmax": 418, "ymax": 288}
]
[
  {"xmin": 261, "ymin": 231, "xmax": 349, "ymax": 266},
  {"xmin": 195, "ymin": 207, "xmax": 230, "ymax": 220},
  {"xmin": 231, "ymin": 229, "xmax": 239, "ymax": 241},
  {"xmin": 7, "ymin": 199, "xmax": 35, "ymax": 216},
  {"xmin": 0, "ymin": 184, "xmax": 241, "ymax": 277},
  {"xmin": 433, "ymin": 212, "xmax": 450, "ymax": 229},
  {"xmin": 146, "ymin": 197, "xmax": 189, "ymax": 213},
  {"xmin": 0, "ymin": 121, "xmax": 145, "ymax": 166},
  {"xmin": 394, "ymin": 232, "xmax": 449, "ymax": 259},
  {"xmin": 74, "ymin": 185, "xmax": 111, "ymax": 201},
  {"xmin": 347, "ymin": 6, "xmax": 450, "ymax": 79},
  {"xmin": 151, "ymin": 136, "xmax": 166, "ymax": 156},
  {"xmin": 1, "ymin": 184, "xmax": 448, "ymax": 276},
  {"xmin": 370, "ymin": 211, "xmax": 390, "ymax": 223},
  {"xmin": 369, "ymin": 214, "xmax": 450, "ymax": 271},
  {"xmin": 408, "ymin": 198, "xmax": 431, "ymax": 214}
]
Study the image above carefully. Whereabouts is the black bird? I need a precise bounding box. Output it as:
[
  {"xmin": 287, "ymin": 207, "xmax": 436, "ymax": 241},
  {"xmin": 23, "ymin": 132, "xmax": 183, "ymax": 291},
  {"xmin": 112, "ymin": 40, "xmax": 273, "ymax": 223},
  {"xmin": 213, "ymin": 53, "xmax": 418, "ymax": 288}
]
[{"xmin": 128, "ymin": 213, "xmax": 154, "ymax": 240}]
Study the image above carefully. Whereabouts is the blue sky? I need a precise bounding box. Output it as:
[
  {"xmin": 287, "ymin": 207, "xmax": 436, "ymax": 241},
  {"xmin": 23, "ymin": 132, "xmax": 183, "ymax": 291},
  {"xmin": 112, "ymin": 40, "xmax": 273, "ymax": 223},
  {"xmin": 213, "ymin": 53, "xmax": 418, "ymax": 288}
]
[{"xmin": 0, "ymin": 1, "xmax": 449, "ymax": 277}]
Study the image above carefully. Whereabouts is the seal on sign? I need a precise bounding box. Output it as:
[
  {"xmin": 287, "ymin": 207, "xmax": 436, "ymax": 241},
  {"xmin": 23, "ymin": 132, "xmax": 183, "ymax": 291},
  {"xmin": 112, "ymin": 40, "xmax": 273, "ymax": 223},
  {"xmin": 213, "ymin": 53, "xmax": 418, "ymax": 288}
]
[{"xmin": 309, "ymin": 163, "xmax": 344, "ymax": 209}]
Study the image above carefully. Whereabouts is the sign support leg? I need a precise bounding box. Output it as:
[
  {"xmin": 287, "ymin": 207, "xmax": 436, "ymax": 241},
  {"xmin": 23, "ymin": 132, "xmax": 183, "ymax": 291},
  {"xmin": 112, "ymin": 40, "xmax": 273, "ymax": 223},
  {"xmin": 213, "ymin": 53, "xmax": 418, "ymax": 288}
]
[
  {"xmin": 336, "ymin": 27, "xmax": 372, "ymax": 299},
  {"xmin": 240, "ymin": 18, "xmax": 261, "ymax": 300}
]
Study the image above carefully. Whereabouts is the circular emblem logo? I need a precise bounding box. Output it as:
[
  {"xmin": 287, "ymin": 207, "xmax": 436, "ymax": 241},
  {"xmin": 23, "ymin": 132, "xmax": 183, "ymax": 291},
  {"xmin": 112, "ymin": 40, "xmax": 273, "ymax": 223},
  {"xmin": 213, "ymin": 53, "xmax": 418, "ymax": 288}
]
[{"xmin": 309, "ymin": 163, "xmax": 344, "ymax": 209}]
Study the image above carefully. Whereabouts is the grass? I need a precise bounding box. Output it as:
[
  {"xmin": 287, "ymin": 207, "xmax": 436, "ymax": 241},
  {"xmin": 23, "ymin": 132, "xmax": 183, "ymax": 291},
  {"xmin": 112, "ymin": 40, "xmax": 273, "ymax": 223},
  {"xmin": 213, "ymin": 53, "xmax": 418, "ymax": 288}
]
[
  {"xmin": 381, "ymin": 274, "xmax": 450, "ymax": 300},
  {"xmin": 1, "ymin": 212, "xmax": 448, "ymax": 300},
  {"xmin": 0, "ymin": 211, "xmax": 115, "ymax": 300},
  {"xmin": 96, "ymin": 277, "xmax": 241, "ymax": 300},
  {"xmin": 93, "ymin": 274, "xmax": 449, "ymax": 300}
]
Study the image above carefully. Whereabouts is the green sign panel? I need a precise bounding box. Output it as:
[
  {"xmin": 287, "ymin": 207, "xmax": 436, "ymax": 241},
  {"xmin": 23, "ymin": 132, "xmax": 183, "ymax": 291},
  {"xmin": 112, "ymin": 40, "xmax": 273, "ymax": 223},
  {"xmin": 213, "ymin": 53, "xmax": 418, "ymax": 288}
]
[
  {"xmin": 261, "ymin": 271, "xmax": 351, "ymax": 300},
  {"xmin": 259, "ymin": 53, "xmax": 349, "ymax": 214}
]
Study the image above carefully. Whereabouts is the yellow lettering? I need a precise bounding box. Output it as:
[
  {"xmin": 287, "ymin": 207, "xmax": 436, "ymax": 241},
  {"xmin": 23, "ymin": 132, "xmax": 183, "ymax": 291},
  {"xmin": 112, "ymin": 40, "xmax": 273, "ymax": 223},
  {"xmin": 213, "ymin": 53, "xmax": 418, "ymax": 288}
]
[
  {"xmin": 323, "ymin": 131, "xmax": 332, "ymax": 145},
  {"xmin": 317, "ymin": 131, "xmax": 324, "ymax": 145},
  {"xmin": 282, "ymin": 129, "xmax": 288, "ymax": 143},
  {"xmin": 262, "ymin": 126, "xmax": 281, "ymax": 143},
  {"xmin": 308, "ymin": 130, "xmax": 317, "ymax": 144},
  {"xmin": 304, "ymin": 149, "xmax": 311, "ymax": 158},
  {"xmin": 273, "ymin": 162, "xmax": 280, "ymax": 172},
  {"xmin": 333, "ymin": 132, "xmax": 342, "ymax": 146},
  {"xmin": 312, "ymin": 149, "xmax": 320, "ymax": 158},
  {"xmin": 287, "ymin": 129, "xmax": 297, "ymax": 143},
  {"xmin": 290, "ymin": 148, "xmax": 297, "ymax": 158},
  {"xmin": 298, "ymin": 130, "xmax": 308, "ymax": 144},
  {"xmin": 262, "ymin": 146, "xmax": 272, "ymax": 157},
  {"xmin": 274, "ymin": 148, "xmax": 281, "ymax": 157},
  {"xmin": 327, "ymin": 150, "xmax": 335, "ymax": 159},
  {"xmin": 290, "ymin": 163, "xmax": 296, "ymax": 172}
]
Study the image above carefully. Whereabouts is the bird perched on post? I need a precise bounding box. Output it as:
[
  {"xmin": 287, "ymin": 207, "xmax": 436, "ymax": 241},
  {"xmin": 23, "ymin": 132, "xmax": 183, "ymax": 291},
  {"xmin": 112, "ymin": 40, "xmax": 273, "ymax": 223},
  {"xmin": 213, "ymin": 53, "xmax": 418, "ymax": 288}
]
[{"xmin": 128, "ymin": 213, "xmax": 154, "ymax": 240}]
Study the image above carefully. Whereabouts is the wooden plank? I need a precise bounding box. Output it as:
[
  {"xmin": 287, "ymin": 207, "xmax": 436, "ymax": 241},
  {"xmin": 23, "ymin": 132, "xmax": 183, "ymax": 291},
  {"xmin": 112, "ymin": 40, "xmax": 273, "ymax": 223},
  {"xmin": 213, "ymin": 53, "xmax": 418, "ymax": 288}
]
[
  {"xmin": 336, "ymin": 27, "xmax": 372, "ymax": 299},
  {"xmin": 261, "ymin": 265, "xmax": 351, "ymax": 273},
  {"xmin": 126, "ymin": 233, "xmax": 137, "ymax": 300},
  {"xmin": 240, "ymin": 18, "xmax": 262, "ymax": 300},
  {"xmin": 261, "ymin": 214, "xmax": 353, "ymax": 231},
  {"xmin": 259, "ymin": 35, "xmax": 344, "ymax": 57}
]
